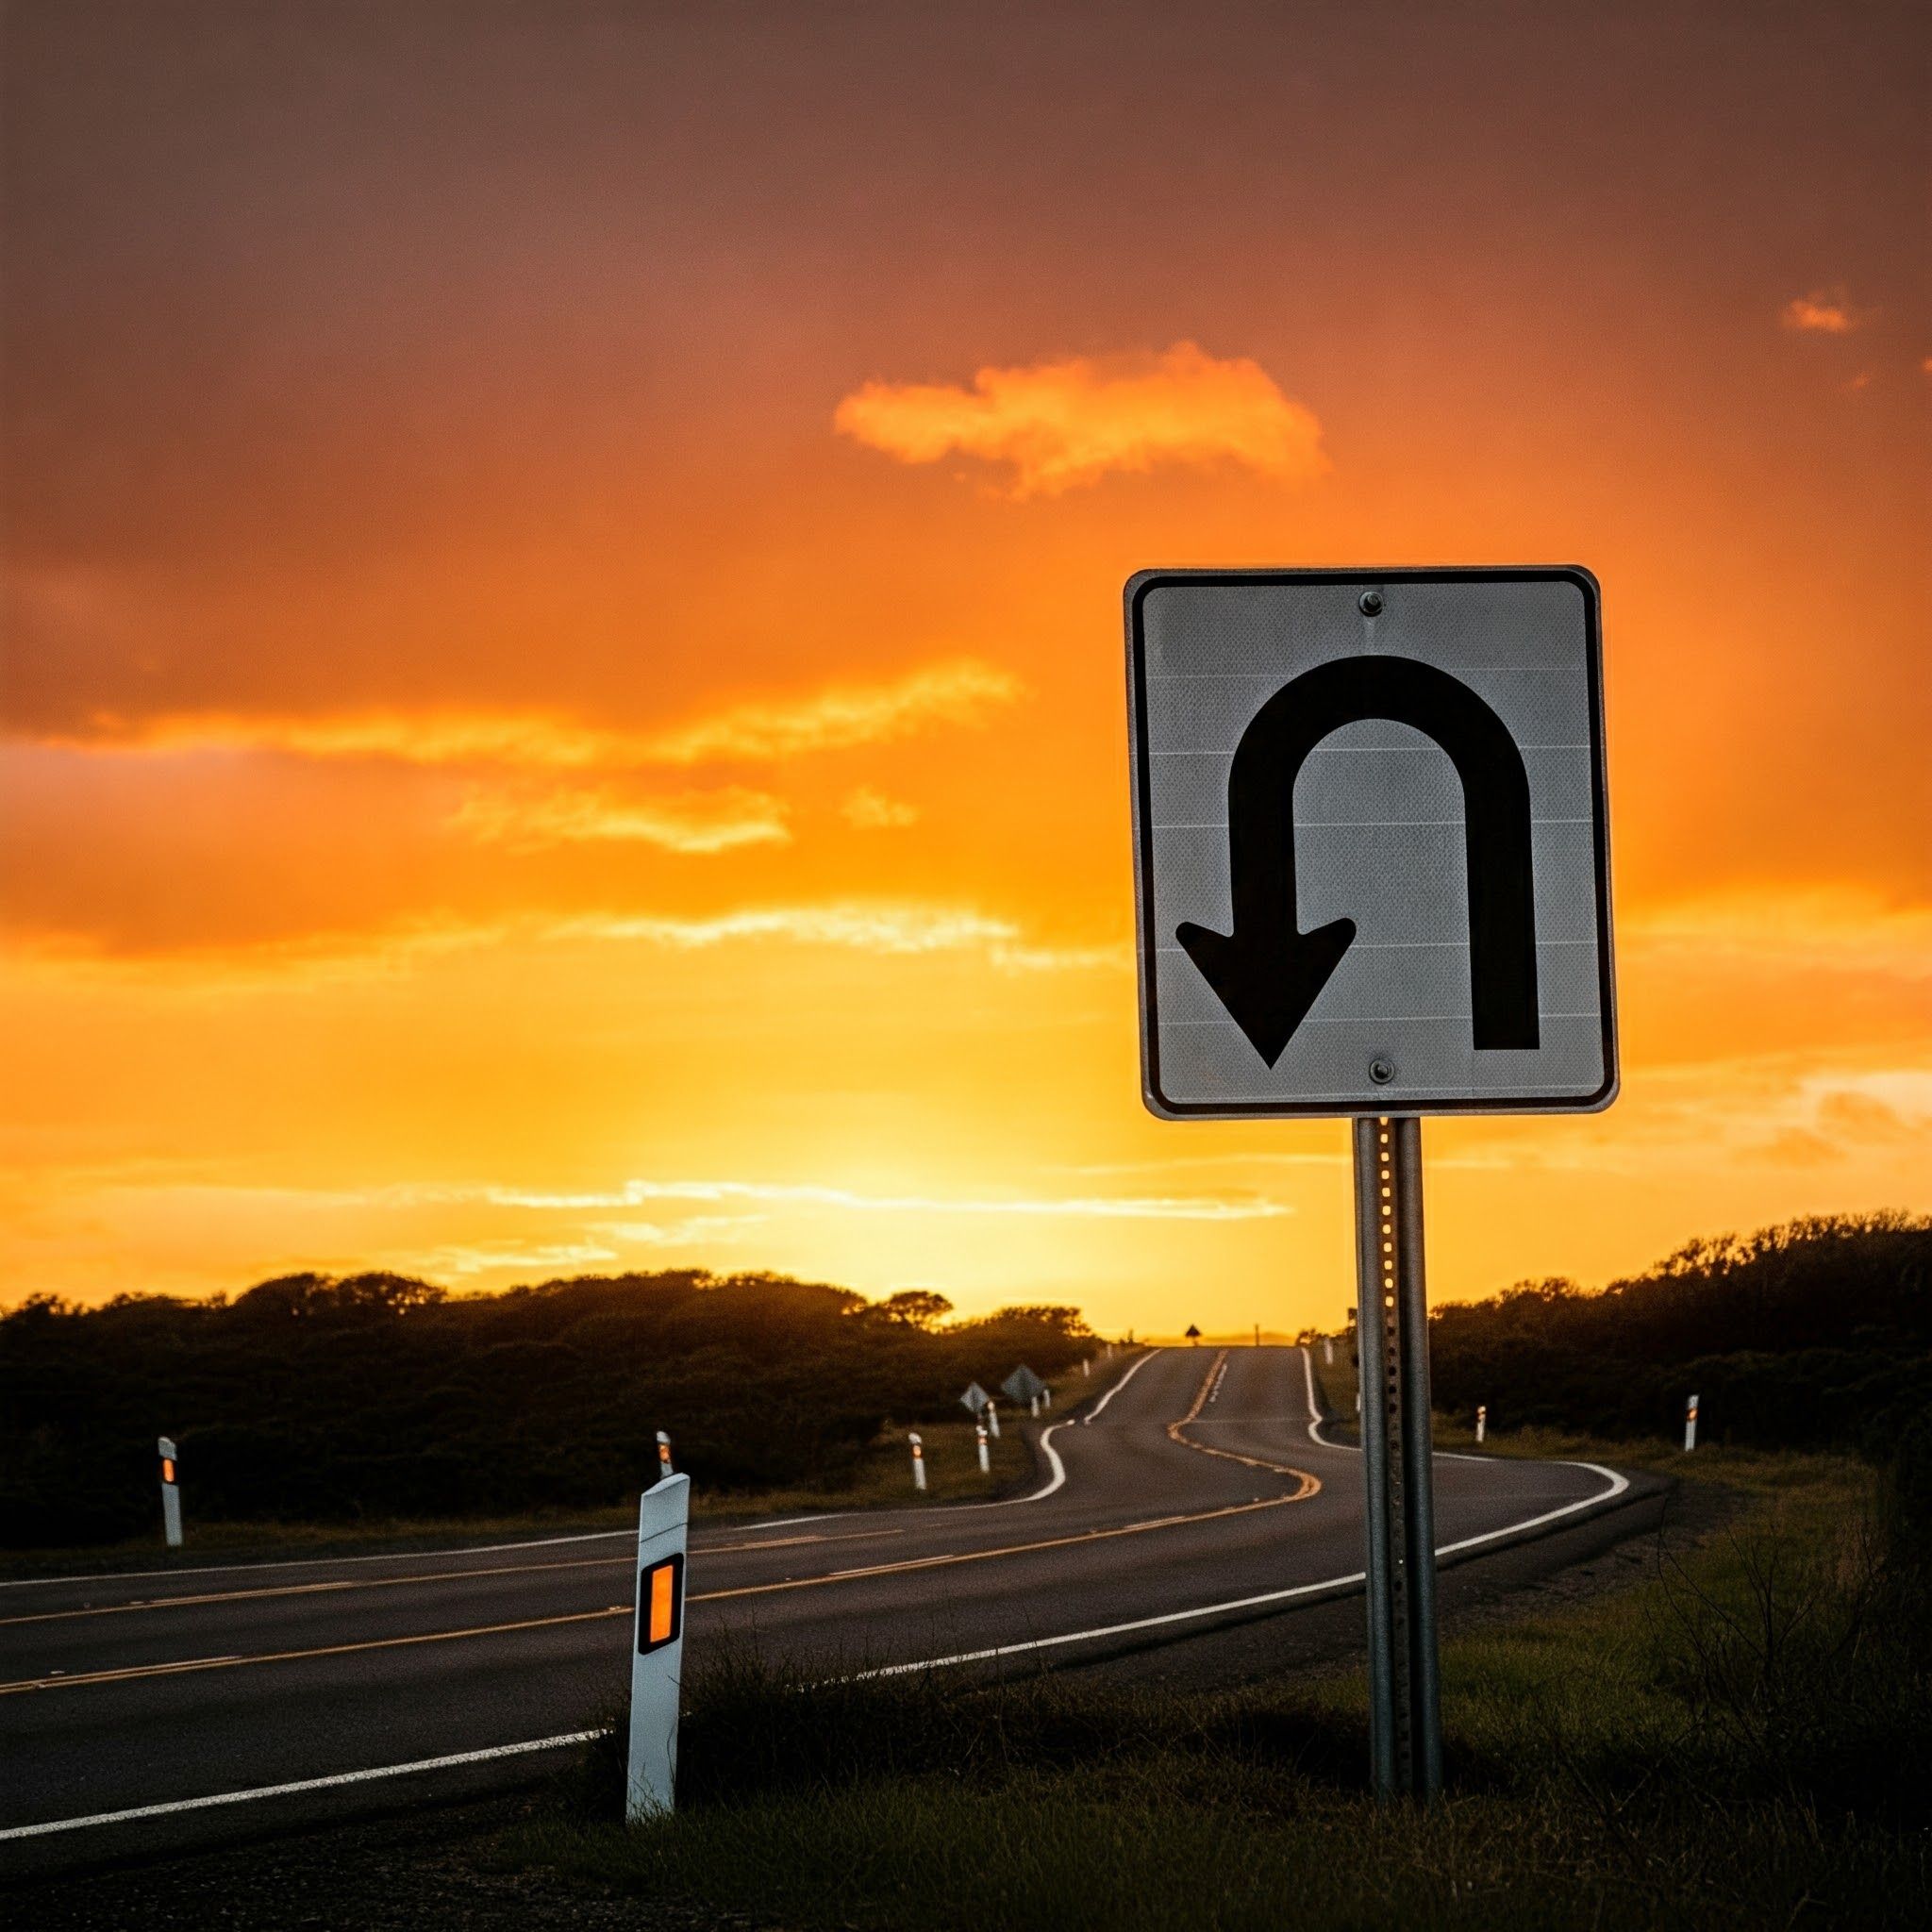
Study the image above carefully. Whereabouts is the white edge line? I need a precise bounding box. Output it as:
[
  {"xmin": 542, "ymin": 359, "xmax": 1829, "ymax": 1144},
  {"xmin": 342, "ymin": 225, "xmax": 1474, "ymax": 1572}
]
[
  {"xmin": 0, "ymin": 1730, "xmax": 606, "ymax": 1842},
  {"xmin": 7, "ymin": 1356, "xmax": 1162, "ymax": 1595},
  {"xmin": 1082, "ymin": 1345, "xmax": 1161, "ymax": 1423},
  {"xmin": 862, "ymin": 1459, "xmax": 1632, "ymax": 1679}
]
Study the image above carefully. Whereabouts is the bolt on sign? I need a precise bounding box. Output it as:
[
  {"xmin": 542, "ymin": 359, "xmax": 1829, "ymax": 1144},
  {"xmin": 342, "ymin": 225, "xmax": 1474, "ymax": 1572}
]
[{"xmin": 1125, "ymin": 568, "xmax": 1616, "ymax": 1117}]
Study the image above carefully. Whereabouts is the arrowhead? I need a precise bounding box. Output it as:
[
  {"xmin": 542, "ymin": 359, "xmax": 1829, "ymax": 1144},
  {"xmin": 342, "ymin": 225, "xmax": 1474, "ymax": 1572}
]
[{"xmin": 1174, "ymin": 916, "xmax": 1356, "ymax": 1066}]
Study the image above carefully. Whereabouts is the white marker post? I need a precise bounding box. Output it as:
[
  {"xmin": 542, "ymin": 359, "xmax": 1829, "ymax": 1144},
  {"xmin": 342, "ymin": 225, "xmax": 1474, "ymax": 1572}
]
[
  {"xmin": 1042, "ymin": 1386, "xmax": 1052, "ymax": 1411},
  {"xmin": 986, "ymin": 1400, "xmax": 1000, "ymax": 1439},
  {"xmin": 655, "ymin": 1430, "xmax": 674, "ymax": 1480},
  {"xmin": 1081, "ymin": 1357, "xmax": 1090, "ymax": 1378},
  {"xmin": 158, "ymin": 1437, "xmax": 182, "ymax": 1549},
  {"xmin": 909, "ymin": 1431, "xmax": 926, "ymax": 1491},
  {"xmin": 1684, "ymin": 1393, "xmax": 1699, "ymax": 1453},
  {"xmin": 1475, "ymin": 1405, "xmax": 1487, "ymax": 1444},
  {"xmin": 626, "ymin": 1473, "xmax": 691, "ymax": 1820},
  {"xmin": 1029, "ymin": 1395, "xmax": 1040, "ymax": 1418},
  {"xmin": 1324, "ymin": 1337, "xmax": 1335, "ymax": 1366},
  {"xmin": 975, "ymin": 1423, "xmax": 991, "ymax": 1473}
]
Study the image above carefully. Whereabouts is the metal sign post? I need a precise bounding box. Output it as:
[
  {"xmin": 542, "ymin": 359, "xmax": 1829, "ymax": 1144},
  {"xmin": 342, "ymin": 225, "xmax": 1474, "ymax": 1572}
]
[
  {"xmin": 1354, "ymin": 1117, "xmax": 1441, "ymax": 1799},
  {"xmin": 1124, "ymin": 565, "xmax": 1618, "ymax": 1804}
]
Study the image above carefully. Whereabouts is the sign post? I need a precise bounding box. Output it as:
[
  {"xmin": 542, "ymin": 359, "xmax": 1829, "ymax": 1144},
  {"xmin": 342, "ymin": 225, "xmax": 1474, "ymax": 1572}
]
[
  {"xmin": 626, "ymin": 1472, "xmax": 690, "ymax": 1820},
  {"xmin": 1125, "ymin": 566, "xmax": 1617, "ymax": 1802},
  {"xmin": 158, "ymin": 1436, "xmax": 182, "ymax": 1550}
]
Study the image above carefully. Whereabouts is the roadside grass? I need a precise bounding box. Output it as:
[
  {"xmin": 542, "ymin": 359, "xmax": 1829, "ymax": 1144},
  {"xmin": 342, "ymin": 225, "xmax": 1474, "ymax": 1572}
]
[
  {"xmin": 498, "ymin": 1450, "xmax": 1930, "ymax": 1929},
  {"xmin": 0, "ymin": 1417, "xmax": 1037, "ymax": 1577}
]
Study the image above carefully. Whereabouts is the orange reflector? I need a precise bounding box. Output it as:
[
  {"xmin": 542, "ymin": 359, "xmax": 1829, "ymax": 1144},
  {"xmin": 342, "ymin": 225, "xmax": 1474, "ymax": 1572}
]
[
  {"xmin": 637, "ymin": 1552, "xmax": 685, "ymax": 1656},
  {"xmin": 160, "ymin": 1459, "xmax": 175, "ymax": 1484}
]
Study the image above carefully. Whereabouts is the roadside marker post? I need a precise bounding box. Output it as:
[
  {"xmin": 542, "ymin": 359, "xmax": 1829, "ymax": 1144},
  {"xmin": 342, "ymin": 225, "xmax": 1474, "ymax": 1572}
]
[
  {"xmin": 626, "ymin": 1473, "xmax": 690, "ymax": 1821},
  {"xmin": 1126, "ymin": 567, "xmax": 1618, "ymax": 1803},
  {"xmin": 1475, "ymin": 1405, "xmax": 1487, "ymax": 1444},
  {"xmin": 656, "ymin": 1431, "xmax": 674, "ymax": 1480},
  {"xmin": 986, "ymin": 1400, "xmax": 1000, "ymax": 1439},
  {"xmin": 1042, "ymin": 1386, "xmax": 1052, "ymax": 1411},
  {"xmin": 1324, "ymin": 1337, "xmax": 1334, "ymax": 1366},
  {"xmin": 976, "ymin": 1424, "xmax": 991, "ymax": 1474},
  {"xmin": 909, "ymin": 1431, "xmax": 926, "ymax": 1491},
  {"xmin": 158, "ymin": 1437, "xmax": 182, "ymax": 1550},
  {"xmin": 1082, "ymin": 1357, "xmax": 1091, "ymax": 1378},
  {"xmin": 1684, "ymin": 1393, "xmax": 1698, "ymax": 1452}
]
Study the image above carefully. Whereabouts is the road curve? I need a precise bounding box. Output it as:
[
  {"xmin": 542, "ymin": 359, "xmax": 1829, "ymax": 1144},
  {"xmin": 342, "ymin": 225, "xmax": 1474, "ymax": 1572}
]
[{"xmin": 0, "ymin": 1347, "xmax": 1652, "ymax": 1874}]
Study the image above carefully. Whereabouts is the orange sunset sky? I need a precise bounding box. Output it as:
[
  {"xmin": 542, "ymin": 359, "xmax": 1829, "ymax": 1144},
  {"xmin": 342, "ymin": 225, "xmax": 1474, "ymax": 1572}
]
[{"xmin": 3, "ymin": 2, "xmax": 1927, "ymax": 1336}]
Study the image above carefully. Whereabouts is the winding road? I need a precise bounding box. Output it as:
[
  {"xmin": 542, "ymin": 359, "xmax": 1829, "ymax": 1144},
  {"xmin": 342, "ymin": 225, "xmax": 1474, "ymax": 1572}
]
[{"xmin": 0, "ymin": 1346, "xmax": 1656, "ymax": 1875}]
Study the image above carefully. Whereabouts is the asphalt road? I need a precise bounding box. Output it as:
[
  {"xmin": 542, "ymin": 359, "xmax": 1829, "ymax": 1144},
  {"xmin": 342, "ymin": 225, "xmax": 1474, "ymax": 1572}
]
[{"xmin": 0, "ymin": 1346, "xmax": 1656, "ymax": 1875}]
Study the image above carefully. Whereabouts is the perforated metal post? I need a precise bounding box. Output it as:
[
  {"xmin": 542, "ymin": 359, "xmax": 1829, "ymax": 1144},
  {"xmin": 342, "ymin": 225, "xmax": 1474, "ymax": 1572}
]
[{"xmin": 1352, "ymin": 1116, "xmax": 1443, "ymax": 1800}]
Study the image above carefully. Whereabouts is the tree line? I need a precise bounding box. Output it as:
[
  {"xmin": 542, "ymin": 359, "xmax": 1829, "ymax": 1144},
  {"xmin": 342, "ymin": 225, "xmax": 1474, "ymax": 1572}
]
[
  {"xmin": 1424, "ymin": 1212, "xmax": 1931, "ymax": 1455},
  {"xmin": 0, "ymin": 1271, "xmax": 1093, "ymax": 1547}
]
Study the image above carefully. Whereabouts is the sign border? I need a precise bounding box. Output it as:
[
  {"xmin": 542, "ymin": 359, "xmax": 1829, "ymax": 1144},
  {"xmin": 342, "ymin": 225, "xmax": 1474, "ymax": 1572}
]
[{"xmin": 1125, "ymin": 565, "xmax": 1618, "ymax": 1120}]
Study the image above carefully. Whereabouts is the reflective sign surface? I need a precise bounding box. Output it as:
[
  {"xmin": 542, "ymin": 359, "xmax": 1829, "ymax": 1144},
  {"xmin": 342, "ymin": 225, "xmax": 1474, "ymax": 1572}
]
[{"xmin": 1127, "ymin": 568, "xmax": 1617, "ymax": 1117}]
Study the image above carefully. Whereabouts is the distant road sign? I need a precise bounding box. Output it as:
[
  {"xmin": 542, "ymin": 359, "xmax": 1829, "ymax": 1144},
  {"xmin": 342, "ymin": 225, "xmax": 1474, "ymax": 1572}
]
[
  {"xmin": 959, "ymin": 1382, "xmax": 991, "ymax": 1415},
  {"xmin": 1126, "ymin": 568, "xmax": 1616, "ymax": 1117},
  {"xmin": 1001, "ymin": 1365, "xmax": 1046, "ymax": 1404}
]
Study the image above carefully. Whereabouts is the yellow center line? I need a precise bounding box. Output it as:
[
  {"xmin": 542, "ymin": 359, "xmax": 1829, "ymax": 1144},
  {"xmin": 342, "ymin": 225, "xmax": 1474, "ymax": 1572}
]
[
  {"xmin": 1167, "ymin": 1351, "xmax": 1323, "ymax": 1498},
  {"xmin": 0, "ymin": 1528, "xmax": 901, "ymax": 1629},
  {"xmin": 2, "ymin": 1379, "xmax": 1321, "ymax": 1696}
]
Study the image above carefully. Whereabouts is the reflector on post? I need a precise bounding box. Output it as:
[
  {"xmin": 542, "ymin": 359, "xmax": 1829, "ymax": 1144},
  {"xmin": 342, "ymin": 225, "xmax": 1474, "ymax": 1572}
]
[{"xmin": 626, "ymin": 1472, "xmax": 690, "ymax": 1819}]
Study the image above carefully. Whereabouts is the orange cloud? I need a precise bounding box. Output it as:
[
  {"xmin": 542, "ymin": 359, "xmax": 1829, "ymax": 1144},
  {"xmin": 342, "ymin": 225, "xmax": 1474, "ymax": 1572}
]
[
  {"xmin": 448, "ymin": 783, "xmax": 790, "ymax": 853},
  {"xmin": 841, "ymin": 786, "xmax": 919, "ymax": 830},
  {"xmin": 1781, "ymin": 291, "xmax": 1857, "ymax": 333},
  {"xmin": 834, "ymin": 341, "xmax": 1327, "ymax": 496},
  {"xmin": 39, "ymin": 658, "xmax": 1023, "ymax": 771}
]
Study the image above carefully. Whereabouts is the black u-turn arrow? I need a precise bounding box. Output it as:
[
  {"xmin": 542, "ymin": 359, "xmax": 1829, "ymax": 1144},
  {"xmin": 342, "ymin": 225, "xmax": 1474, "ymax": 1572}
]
[{"xmin": 1177, "ymin": 655, "xmax": 1540, "ymax": 1066}]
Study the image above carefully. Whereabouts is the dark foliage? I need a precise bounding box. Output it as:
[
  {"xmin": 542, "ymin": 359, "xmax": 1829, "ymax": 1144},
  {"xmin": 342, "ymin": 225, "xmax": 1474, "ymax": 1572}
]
[
  {"xmin": 0, "ymin": 1271, "xmax": 1092, "ymax": 1547},
  {"xmin": 1427, "ymin": 1211, "xmax": 1932, "ymax": 1453}
]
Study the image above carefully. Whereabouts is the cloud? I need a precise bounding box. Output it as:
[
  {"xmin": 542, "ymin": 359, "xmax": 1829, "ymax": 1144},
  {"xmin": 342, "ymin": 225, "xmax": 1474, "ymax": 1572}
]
[
  {"xmin": 835, "ymin": 341, "xmax": 1327, "ymax": 497},
  {"xmin": 1781, "ymin": 291, "xmax": 1857, "ymax": 334},
  {"xmin": 449, "ymin": 783, "xmax": 789, "ymax": 853},
  {"xmin": 841, "ymin": 786, "xmax": 919, "ymax": 830},
  {"xmin": 556, "ymin": 903, "xmax": 1120, "ymax": 972},
  {"xmin": 35, "ymin": 658, "xmax": 1023, "ymax": 770},
  {"xmin": 484, "ymin": 1176, "xmax": 1291, "ymax": 1223},
  {"xmin": 642, "ymin": 659, "xmax": 1020, "ymax": 764}
]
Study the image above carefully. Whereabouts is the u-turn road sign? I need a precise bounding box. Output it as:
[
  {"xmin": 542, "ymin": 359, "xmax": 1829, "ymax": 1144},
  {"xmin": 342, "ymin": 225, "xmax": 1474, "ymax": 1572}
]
[{"xmin": 1126, "ymin": 567, "xmax": 1616, "ymax": 1118}]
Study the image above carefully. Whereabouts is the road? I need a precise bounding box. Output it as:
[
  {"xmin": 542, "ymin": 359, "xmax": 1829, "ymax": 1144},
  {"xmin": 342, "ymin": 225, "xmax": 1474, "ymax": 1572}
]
[{"xmin": 0, "ymin": 1346, "xmax": 1654, "ymax": 1875}]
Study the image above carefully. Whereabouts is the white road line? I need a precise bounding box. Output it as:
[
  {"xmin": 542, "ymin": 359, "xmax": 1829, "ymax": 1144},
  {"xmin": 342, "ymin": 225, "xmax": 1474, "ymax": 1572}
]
[
  {"xmin": 865, "ymin": 1457, "xmax": 1632, "ymax": 1678},
  {"xmin": 8, "ymin": 1356, "xmax": 1164, "ymax": 1600},
  {"xmin": 0, "ymin": 1731, "xmax": 606, "ymax": 1842},
  {"xmin": 1300, "ymin": 1343, "xmax": 1337, "ymax": 1446},
  {"xmin": 1082, "ymin": 1346, "xmax": 1161, "ymax": 1422}
]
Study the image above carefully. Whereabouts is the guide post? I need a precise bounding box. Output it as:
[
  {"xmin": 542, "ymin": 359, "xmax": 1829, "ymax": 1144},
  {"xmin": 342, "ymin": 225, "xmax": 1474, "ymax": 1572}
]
[{"xmin": 626, "ymin": 1473, "xmax": 691, "ymax": 1819}]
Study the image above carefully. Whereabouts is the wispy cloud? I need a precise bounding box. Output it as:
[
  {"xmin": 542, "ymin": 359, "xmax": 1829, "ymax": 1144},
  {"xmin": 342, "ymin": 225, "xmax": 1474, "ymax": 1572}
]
[
  {"xmin": 449, "ymin": 783, "xmax": 790, "ymax": 853},
  {"xmin": 841, "ymin": 786, "xmax": 920, "ymax": 830},
  {"xmin": 37, "ymin": 659, "xmax": 1022, "ymax": 771},
  {"xmin": 642, "ymin": 660, "xmax": 1020, "ymax": 764},
  {"xmin": 1781, "ymin": 290, "xmax": 1858, "ymax": 334},
  {"xmin": 484, "ymin": 1177, "xmax": 1291, "ymax": 1223},
  {"xmin": 835, "ymin": 341, "xmax": 1327, "ymax": 497}
]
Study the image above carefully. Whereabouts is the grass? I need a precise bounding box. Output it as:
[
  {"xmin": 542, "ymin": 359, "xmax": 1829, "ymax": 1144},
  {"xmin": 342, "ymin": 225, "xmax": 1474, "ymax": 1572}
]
[
  {"xmin": 497, "ymin": 1442, "xmax": 1930, "ymax": 1929},
  {"xmin": 0, "ymin": 1417, "xmax": 1038, "ymax": 1577}
]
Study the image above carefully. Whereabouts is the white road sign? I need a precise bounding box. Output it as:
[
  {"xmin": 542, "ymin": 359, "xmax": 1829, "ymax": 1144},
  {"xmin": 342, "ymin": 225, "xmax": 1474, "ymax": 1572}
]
[{"xmin": 1126, "ymin": 568, "xmax": 1616, "ymax": 1117}]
